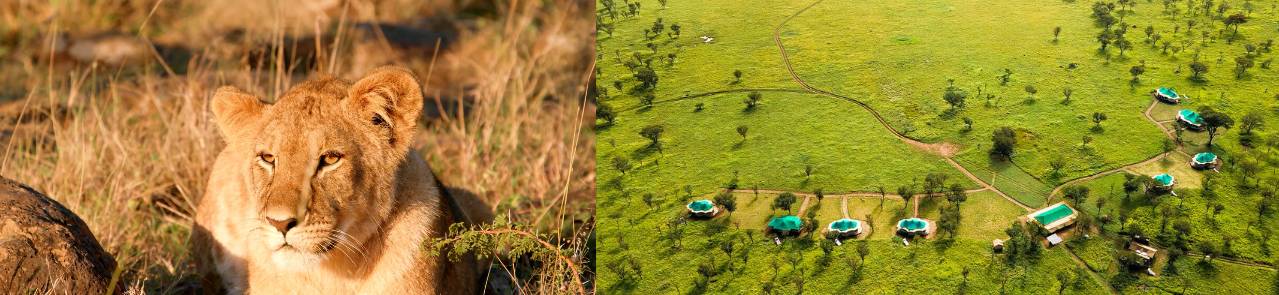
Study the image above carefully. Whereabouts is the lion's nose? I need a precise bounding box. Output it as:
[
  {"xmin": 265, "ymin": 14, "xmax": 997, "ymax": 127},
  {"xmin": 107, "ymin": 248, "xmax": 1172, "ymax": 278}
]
[{"xmin": 266, "ymin": 217, "xmax": 298, "ymax": 235}]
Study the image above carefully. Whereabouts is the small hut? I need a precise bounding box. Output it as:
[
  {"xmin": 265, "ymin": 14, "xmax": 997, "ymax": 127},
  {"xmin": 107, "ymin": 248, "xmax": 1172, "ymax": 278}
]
[
  {"xmin": 825, "ymin": 218, "xmax": 863, "ymax": 239},
  {"xmin": 1152, "ymin": 173, "xmax": 1175, "ymax": 191},
  {"xmin": 1152, "ymin": 87, "xmax": 1183, "ymax": 104},
  {"xmin": 1191, "ymin": 152, "xmax": 1219, "ymax": 170},
  {"xmin": 767, "ymin": 215, "xmax": 803, "ymax": 236},
  {"xmin": 1177, "ymin": 109, "xmax": 1204, "ymax": 130},
  {"xmin": 1129, "ymin": 242, "xmax": 1158, "ymax": 263},
  {"xmin": 992, "ymin": 239, "xmax": 1005, "ymax": 252},
  {"xmin": 686, "ymin": 199, "xmax": 718, "ymax": 218},
  {"xmin": 1028, "ymin": 202, "xmax": 1078, "ymax": 233},
  {"xmin": 895, "ymin": 218, "xmax": 931, "ymax": 237}
]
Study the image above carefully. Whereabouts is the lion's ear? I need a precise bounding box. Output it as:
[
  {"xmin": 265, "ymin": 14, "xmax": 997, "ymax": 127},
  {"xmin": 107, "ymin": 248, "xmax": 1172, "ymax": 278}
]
[
  {"xmin": 211, "ymin": 86, "xmax": 266, "ymax": 140},
  {"xmin": 345, "ymin": 66, "xmax": 423, "ymax": 152}
]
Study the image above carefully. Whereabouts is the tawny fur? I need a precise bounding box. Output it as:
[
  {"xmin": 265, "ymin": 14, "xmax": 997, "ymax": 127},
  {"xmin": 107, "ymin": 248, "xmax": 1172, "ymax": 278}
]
[{"xmin": 193, "ymin": 66, "xmax": 478, "ymax": 294}]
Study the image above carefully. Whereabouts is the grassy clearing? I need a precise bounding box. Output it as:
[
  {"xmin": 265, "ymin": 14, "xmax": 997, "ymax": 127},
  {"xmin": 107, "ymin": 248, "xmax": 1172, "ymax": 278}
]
[
  {"xmin": 598, "ymin": 91, "xmax": 973, "ymax": 198},
  {"xmin": 956, "ymin": 151, "xmax": 1056, "ymax": 207}
]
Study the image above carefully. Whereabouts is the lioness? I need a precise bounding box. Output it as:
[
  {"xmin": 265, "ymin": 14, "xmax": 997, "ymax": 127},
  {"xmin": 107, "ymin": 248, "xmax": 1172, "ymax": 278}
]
[{"xmin": 193, "ymin": 66, "xmax": 478, "ymax": 294}]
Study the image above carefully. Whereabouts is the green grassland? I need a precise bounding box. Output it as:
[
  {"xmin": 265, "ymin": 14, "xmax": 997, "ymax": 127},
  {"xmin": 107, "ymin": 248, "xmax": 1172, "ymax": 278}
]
[
  {"xmin": 598, "ymin": 0, "xmax": 1279, "ymax": 292},
  {"xmin": 597, "ymin": 91, "xmax": 973, "ymax": 197}
]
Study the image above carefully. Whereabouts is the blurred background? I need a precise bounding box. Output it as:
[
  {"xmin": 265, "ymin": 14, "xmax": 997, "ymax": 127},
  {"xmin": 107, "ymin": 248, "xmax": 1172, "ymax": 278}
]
[{"xmin": 0, "ymin": 0, "xmax": 595, "ymax": 293}]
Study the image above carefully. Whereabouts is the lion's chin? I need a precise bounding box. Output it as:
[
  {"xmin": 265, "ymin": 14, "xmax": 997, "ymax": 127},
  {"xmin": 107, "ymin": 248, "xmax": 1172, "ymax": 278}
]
[{"xmin": 269, "ymin": 246, "xmax": 327, "ymax": 271}]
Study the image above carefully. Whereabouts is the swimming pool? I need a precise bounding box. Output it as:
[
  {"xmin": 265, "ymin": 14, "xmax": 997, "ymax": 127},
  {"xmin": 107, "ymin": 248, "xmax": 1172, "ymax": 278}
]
[{"xmin": 1031, "ymin": 203, "xmax": 1074, "ymax": 225}]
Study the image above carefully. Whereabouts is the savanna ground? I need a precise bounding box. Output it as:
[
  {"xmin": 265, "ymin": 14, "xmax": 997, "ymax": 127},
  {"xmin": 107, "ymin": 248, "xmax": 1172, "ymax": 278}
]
[
  {"xmin": 596, "ymin": 0, "xmax": 1279, "ymax": 293},
  {"xmin": 0, "ymin": 0, "xmax": 595, "ymax": 293}
]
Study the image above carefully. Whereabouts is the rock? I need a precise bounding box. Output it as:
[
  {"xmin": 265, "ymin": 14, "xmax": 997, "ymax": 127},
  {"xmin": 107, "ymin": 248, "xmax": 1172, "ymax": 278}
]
[{"xmin": 0, "ymin": 177, "xmax": 118, "ymax": 294}]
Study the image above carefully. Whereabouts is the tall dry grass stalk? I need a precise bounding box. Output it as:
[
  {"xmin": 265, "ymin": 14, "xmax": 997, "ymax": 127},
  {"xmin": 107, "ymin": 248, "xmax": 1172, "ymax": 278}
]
[{"xmin": 0, "ymin": 0, "xmax": 594, "ymax": 293}]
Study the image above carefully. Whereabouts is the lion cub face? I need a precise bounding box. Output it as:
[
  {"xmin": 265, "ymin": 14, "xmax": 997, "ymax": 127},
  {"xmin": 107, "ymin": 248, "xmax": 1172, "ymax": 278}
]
[{"xmin": 210, "ymin": 67, "xmax": 423, "ymax": 271}]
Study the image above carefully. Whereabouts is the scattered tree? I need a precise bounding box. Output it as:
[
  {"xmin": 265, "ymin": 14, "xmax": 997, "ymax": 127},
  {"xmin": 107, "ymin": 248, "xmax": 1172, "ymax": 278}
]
[
  {"xmin": 1198, "ymin": 106, "xmax": 1235, "ymax": 146},
  {"xmin": 733, "ymin": 69, "xmax": 743, "ymax": 83},
  {"xmin": 1189, "ymin": 61, "xmax": 1209, "ymax": 81},
  {"xmin": 1061, "ymin": 87, "xmax": 1074, "ymax": 104},
  {"xmin": 597, "ymin": 103, "xmax": 616, "ymax": 125},
  {"xmin": 1053, "ymin": 26, "xmax": 1062, "ymax": 42},
  {"xmin": 1129, "ymin": 64, "xmax": 1145, "ymax": 83},
  {"xmin": 640, "ymin": 124, "xmax": 665, "ymax": 149},
  {"xmin": 991, "ymin": 127, "xmax": 1018, "ymax": 159},
  {"xmin": 736, "ymin": 125, "xmax": 749, "ymax": 140},
  {"xmin": 744, "ymin": 91, "xmax": 762, "ymax": 110},
  {"xmin": 775, "ymin": 192, "xmax": 798, "ymax": 213},
  {"xmin": 613, "ymin": 156, "xmax": 632, "ymax": 175},
  {"xmin": 1224, "ymin": 13, "xmax": 1248, "ymax": 42},
  {"xmin": 715, "ymin": 191, "xmax": 738, "ymax": 216},
  {"xmin": 1092, "ymin": 112, "xmax": 1108, "ymax": 130},
  {"xmin": 634, "ymin": 67, "xmax": 659, "ymax": 89},
  {"xmin": 943, "ymin": 83, "xmax": 968, "ymax": 110}
]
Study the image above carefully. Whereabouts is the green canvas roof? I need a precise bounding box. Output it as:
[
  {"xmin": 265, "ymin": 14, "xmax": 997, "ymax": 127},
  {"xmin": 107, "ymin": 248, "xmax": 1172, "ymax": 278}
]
[
  {"xmin": 828, "ymin": 218, "xmax": 861, "ymax": 232},
  {"xmin": 687, "ymin": 200, "xmax": 714, "ymax": 212},
  {"xmin": 1031, "ymin": 203, "xmax": 1075, "ymax": 225},
  {"xmin": 1178, "ymin": 109, "xmax": 1203, "ymax": 125},
  {"xmin": 1157, "ymin": 87, "xmax": 1179, "ymax": 98},
  {"xmin": 768, "ymin": 216, "xmax": 803, "ymax": 231},
  {"xmin": 897, "ymin": 218, "xmax": 929, "ymax": 231},
  {"xmin": 1153, "ymin": 173, "xmax": 1175, "ymax": 186},
  {"xmin": 1193, "ymin": 152, "xmax": 1217, "ymax": 164}
]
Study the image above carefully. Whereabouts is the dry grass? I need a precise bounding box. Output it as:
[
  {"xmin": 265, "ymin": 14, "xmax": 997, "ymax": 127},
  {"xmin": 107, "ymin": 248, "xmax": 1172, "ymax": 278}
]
[{"xmin": 0, "ymin": 0, "xmax": 594, "ymax": 293}]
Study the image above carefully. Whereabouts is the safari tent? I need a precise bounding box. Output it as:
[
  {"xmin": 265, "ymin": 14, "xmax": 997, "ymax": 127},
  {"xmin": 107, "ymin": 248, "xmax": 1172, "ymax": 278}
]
[
  {"xmin": 895, "ymin": 218, "xmax": 931, "ymax": 237},
  {"xmin": 767, "ymin": 215, "xmax": 803, "ymax": 236},
  {"xmin": 686, "ymin": 199, "xmax": 717, "ymax": 218},
  {"xmin": 1191, "ymin": 152, "xmax": 1219, "ymax": 170},
  {"xmin": 1152, "ymin": 173, "xmax": 1175, "ymax": 191},
  {"xmin": 826, "ymin": 218, "xmax": 863, "ymax": 238},
  {"xmin": 1177, "ymin": 109, "xmax": 1204, "ymax": 130},
  {"xmin": 1028, "ymin": 202, "xmax": 1077, "ymax": 233},
  {"xmin": 1153, "ymin": 87, "xmax": 1183, "ymax": 103}
]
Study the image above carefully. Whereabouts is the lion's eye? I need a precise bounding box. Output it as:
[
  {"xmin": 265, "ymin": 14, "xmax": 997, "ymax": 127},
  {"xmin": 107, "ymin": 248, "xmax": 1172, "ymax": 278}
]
[
  {"xmin": 259, "ymin": 153, "xmax": 275, "ymax": 164},
  {"xmin": 321, "ymin": 153, "xmax": 342, "ymax": 166}
]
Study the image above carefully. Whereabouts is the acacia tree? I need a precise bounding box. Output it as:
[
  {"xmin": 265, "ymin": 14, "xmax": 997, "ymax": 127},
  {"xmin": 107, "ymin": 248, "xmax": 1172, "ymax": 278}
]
[
  {"xmin": 736, "ymin": 125, "xmax": 749, "ymax": 140},
  {"xmin": 640, "ymin": 124, "xmax": 665, "ymax": 149},
  {"xmin": 947, "ymin": 183, "xmax": 968, "ymax": 209},
  {"xmin": 744, "ymin": 91, "xmax": 761, "ymax": 110},
  {"xmin": 733, "ymin": 70, "xmax": 743, "ymax": 83},
  {"xmin": 991, "ymin": 127, "xmax": 1018, "ymax": 159},
  {"xmin": 714, "ymin": 191, "xmax": 738, "ymax": 216},
  {"xmin": 1129, "ymin": 65, "xmax": 1145, "ymax": 83},
  {"xmin": 775, "ymin": 192, "xmax": 798, "ymax": 213},
  {"xmin": 613, "ymin": 156, "xmax": 631, "ymax": 175},
  {"xmin": 1199, "ymin": 106, "xmax": 1234, "ymax": 146},
  {"xmin": 1092, "ymin": 112, "xmax": 1108, "ymax": 129},
  {"xmin": 1114, "ymin": 37, "xmax": 1133, "ymax": 56},
  {"xmin": 943, "ymin": 83, "xmax": 968, "ymax": 110},
  {"xmin": 1189, "ymin": 61, "xmax": 1209, "ymax": 81},
  {"xmin": 597, "ymin": 103, "xmax": 616, "ymax": 125},
  {"xmin": 1053, "ymin": 26, "xmax": 1062, "ymax": 42},
  {"xmin": 1224, "ymin": 13, "xmax": 1248, "ymax": 42}
]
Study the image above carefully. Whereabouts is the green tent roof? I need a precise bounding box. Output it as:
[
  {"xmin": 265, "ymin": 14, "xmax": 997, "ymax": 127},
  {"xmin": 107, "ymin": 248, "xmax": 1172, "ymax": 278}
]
[
  {"xmin": 1157, "ymin": 87, "xmax": 1179, "ymax": 98},
  {"xmin": 768, "ymin": 215, "xmax": 803, "ymax": 231},
  {"xmin": 1153, "ymin": 173, "xmax": 1175, "ymax": 186},
  {"xmin": 897, "ymin": 218, "xmax": 929, "ymax": 231},
  {"xmin": 1178, "ymin": 109, "xmax": 1203, "ymax": 125},
  {"xmin": 1193, "ymin": 152, "xmax": 1217, "ymax": 164},
  {"xmin": 1031, "ymin": 203, "xmax": 1075, "ymax": 225},
  {"xmin": 828, "ymin": 218, "xmax": 861, "ymax": 232},
  {"xmin": 687, "ymin": 200, "xmax": 714, "ymax": 212}
]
